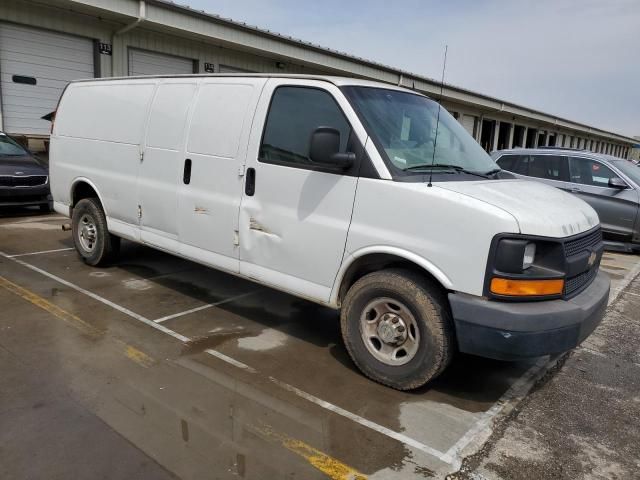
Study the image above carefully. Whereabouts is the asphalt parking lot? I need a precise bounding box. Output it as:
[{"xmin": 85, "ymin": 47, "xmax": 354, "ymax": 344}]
[{"xmin": 1, "ymin": 209, "xmax": 639, "ymax": 479}]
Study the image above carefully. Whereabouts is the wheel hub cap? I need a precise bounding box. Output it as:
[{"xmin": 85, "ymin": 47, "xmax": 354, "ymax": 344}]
[
  {"xmin": 377, "ymin": 313, "xmax": 407, "ymax": 345},
  {"xmin": 360, "ymin": 297, "xmax": 420, "ymax": 366},
  {"xmin": 78, "ymin": 214, "xmax": 97, "ymax": 252}
]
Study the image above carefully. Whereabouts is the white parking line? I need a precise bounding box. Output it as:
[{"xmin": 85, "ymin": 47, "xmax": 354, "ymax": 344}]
[
  {"xmin": 0, "ymin": 250, "xmax": 455, "ymax": 466},
  {"xmin": 443, "ymin": 357, "xmax": 552, "ymax": 463},
  {"xmin": 153, "ymin": 291, "xmax": 258, "ymax": 323},
  {"xmin": 8, "ymin": 216, "xmax": 66, "ymax": 224},
  {"xmin": 8, "ymin": 247, "xmax": 74, "ymax": 258},
  {"xmin": 269, "ymin": 376, "xmax": 455, "ymax": 465},
  {"xmin": 0, "ymin": 251, "xmax": 189, "ymax": 344},
  {"xmin": 444, "ymin": 257, "xmax": 640, "ymax": 465}
]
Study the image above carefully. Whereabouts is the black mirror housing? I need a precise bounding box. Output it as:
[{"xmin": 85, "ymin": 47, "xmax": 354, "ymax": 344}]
[
  {"xmin": 309, "ymin": 127, "xmax": 354, "ymax": 169},
  {"xmin": 609, "ymin": 177, "xmax": 627, "ymax": 189}
]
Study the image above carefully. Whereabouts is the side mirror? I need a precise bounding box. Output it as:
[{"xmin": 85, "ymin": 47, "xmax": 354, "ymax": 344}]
[
  {"xmin": 608, "ymin": 177, "xmax": 628, "ymax": 189},
  {"xmin": 309, "ymin": 127, "xmax": 354, "ymax": 169}
]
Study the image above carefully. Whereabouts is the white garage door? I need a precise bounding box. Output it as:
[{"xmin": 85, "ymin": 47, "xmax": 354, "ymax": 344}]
[
  {"xmin": 128, "ymin": 49, "xmax": 194, "ymax": 76},
  {"xmin": 461, "ymin": 115, "xmax": 476, "ymax": 137},
  {"xmin": 0, "ymin": 23, "xmax": 94, "ymax": 135}
]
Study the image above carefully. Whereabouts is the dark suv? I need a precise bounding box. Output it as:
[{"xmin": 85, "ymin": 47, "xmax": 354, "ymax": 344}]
[
  {"xmin": 492, "ymin": 147, "xmax": 640, "ymax": 252},
  {"xmin": 0, "ymin": 132, "xmax": 51, "ymax": 212}
]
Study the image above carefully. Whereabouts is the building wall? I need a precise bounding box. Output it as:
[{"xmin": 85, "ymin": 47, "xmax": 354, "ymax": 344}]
[{"xmin": 0, "ymin": 0, "xmax": 634, "ymax": 158}]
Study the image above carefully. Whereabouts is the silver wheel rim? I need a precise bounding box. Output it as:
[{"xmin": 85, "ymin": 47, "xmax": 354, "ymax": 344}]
[
  {"xmin": 78, "ymin": 214, "xmax": 97, "ymax": 252},
  {"xmin": 360, "ymin": 297, "xmax": 420, "ymax": 366}
]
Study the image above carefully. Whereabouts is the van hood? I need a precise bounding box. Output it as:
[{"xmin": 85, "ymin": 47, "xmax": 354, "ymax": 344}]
[{"xmin": 436, "ymin": 179, "xmax": 599, "ymax": 238}]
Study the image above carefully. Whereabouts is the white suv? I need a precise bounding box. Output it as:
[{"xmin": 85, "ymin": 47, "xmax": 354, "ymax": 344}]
[{"xmin": 49, "ymin": 75, "xmax": 610, "ymax": 389}]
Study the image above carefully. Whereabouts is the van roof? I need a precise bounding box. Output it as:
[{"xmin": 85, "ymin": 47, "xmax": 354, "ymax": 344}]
[{"xmin": 68, "ymin": 73, "xmax": 421, "ymax": 94}]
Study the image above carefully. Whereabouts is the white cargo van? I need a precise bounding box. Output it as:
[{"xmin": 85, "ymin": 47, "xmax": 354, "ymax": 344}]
[{"xmin": 50, "ymin": 75, "xmax": 610, "ymax": 390}]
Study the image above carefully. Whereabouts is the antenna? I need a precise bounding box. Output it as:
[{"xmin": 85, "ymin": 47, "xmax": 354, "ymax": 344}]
[{"xmin": 427, "ymin": 45, "xmax": 448, "ymax": 188}]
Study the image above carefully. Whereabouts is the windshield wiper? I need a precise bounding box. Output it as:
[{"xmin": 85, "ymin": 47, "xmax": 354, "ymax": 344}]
[
  {"xmin": 405, "ymin": 163, "xmax": 490, "ymax": 179},
  {"xmin": 484, "ymin": 168, "xmax": 502, "ymax": 176}
]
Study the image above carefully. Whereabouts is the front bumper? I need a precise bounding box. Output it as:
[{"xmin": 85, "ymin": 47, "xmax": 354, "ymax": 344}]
[
  {"xmin": 449, "ymin": 271, "xmax": 610, "ymax": 360},
  {"xmin": 0, "ymin": 186, "xmax": 51, "ymax": 207}
]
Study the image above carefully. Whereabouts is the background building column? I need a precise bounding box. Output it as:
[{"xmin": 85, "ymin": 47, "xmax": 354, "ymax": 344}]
[
  {"xmin": 492, "ymin": 120, "xmax": 500, "ymax": 151},
  {"xmin": 507, "ymin": 123, "xmax": 515, "ymax": 148}
]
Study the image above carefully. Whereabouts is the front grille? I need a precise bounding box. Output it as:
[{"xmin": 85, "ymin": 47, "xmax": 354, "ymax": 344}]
[
  {"xmin": 0, "ymin": 175, "xmax": 48, "ymax": 187},
  {"xmin": 565, "ymin": 267, "xmax": 598, "ymax": 297},
  {"xmin": 564, "ymin": 227, "xmax": 602, "ymax": 257},
  {"xmin": 562, "ymin": 227, "xmax": 603, "ymax": 298}
]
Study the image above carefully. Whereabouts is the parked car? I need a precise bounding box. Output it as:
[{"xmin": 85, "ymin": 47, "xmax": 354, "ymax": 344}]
[
  {"xmin": 0, "ymin": 132, "xmax": 51, "ymax": 212},
  {"xmin": 491, "ymin": 147, "xmax": 640, "ymax": 252},
  {"xmin": 50, "ymin": 75, "xmax": 610, "ymax": 390}
]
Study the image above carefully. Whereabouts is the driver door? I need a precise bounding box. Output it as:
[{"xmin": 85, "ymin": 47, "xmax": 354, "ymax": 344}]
[{"xmin": 238, "ymin": 79, "xmax": 363, "ymax": 302}]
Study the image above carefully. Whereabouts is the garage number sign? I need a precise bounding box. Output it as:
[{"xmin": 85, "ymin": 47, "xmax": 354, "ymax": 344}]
[
  {"xmin": 98, "ymin": 43, "xmax": 113, "ymax": 55},
  {"xmin": 204, "ymin": 63, "xmax": 215, "ymax": 73}
]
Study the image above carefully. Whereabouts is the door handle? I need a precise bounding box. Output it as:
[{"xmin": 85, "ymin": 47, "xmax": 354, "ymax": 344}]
[
  {"xmin": 569, "ymin": 187, "xmax": 582, "ymax": 193},
  {"xmin": 245, "ymin": 167, "xmax": 256, "ymax": 196},
  {"xmin": 183, "ymin": 159, "xmax": 192, "ymax": 184}
]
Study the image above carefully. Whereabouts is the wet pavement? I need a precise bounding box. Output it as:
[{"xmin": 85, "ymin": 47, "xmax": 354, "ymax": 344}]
[
  {"xmin": 451, "ymin": 276, "xmax": 640, "ymax": 480},
  {"xmin": 1, "ymin": 209, "xmax": 639, "ymax": 479}
]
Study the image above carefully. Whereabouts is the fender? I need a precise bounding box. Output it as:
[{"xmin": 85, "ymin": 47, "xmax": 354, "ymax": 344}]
[{"xmin": 329, "ymin": 245, "xmax": 454, "ymax": 307}]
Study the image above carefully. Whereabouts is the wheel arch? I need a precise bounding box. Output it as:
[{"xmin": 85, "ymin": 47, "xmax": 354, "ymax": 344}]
[
  {"xmin": 70, "ymin": 177, "xmax": 108, "ymax": 216},
  {"xmin": 330, "ymin": 247, "xmax": 453, "ymax": 308}
]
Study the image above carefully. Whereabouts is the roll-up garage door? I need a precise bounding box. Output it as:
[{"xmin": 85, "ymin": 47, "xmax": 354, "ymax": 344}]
[
  {"xmin": 0, "ymin": 23, "xmax": 94, "ymax": 135},
  {"xmin": 461, "ymin": 115, "xmax": 476, "ymax": 137},
  {"xmin": 128, "ymin": 49, "xmax": 195, "ymax": 76}
]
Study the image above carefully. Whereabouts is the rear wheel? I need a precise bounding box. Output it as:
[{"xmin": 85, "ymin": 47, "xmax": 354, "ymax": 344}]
[
  {"xmin": 71, "ymin": 198, "xmax": 120, "ymax": 266},
  {"xmin": 340, "ymin": 269, "xmax": 454, "ymax": 390}
]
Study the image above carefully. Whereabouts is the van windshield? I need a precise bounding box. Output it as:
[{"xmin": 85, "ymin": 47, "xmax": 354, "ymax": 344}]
[{"xmin": 343, "ymin": 86, "xmax": 497, "ymax": 176}]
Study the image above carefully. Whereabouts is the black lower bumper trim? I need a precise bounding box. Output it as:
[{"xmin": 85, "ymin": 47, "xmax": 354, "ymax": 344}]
[{"xmin": 449, "ymin": 271, "xmax": 610, "ymax": 360}]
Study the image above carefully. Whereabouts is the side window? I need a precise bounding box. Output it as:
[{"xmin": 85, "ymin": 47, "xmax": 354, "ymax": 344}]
[
  {"xmin": 512, "ymin": 155, "xmax": 530, "ymax": 175},
  {"xmin": 496, "ymin": 154, "xmax": 517, "ymax": 171},
  {"xmin": 570, "ymin": 157, "xmax": 620, "ymax": 188},
  {"xmin": 530, "ymin": 155, "xmax": 570, "ymax": 182},
  {"xmin": 260, "ymin": 87, "xmax": 351, "ymax": 167}
]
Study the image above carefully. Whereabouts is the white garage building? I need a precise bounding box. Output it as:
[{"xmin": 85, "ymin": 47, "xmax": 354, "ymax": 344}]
[{"xmin": 0, "ymin": 0, "xmax": 635, "ymax": 157}]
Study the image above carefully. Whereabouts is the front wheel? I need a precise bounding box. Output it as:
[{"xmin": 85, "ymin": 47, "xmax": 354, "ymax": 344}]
[
  {"xmin": 71, "ymin": 198, "xmax": 120, "ymax": 266},
  {"xmin": 340, "ymin": 269, "xmax": 454, "ymax": 390}
]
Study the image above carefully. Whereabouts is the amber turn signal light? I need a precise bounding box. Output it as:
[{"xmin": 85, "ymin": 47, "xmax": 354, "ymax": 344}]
[{"xmin": 490, "ymin": 278, "xmax": 564, "ymax": 296}]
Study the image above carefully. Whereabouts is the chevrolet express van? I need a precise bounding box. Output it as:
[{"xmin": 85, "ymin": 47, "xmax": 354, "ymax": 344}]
[{"xmin": 50, "ymin": 75, "xmax": 610, "ymax": 390}]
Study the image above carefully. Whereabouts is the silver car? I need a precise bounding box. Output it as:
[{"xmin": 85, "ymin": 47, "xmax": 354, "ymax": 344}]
[{"xmin": 491, "ymin": 147, "xmax": 640, "ymax": 252}]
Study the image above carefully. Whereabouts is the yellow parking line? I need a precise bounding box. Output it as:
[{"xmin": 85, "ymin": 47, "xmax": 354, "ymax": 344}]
[
  {"xmin": 124, "ymin": 345, "xmax": 155, "ymax": 368},
  {"xmin": 0, "ymin": 275, "xmax": 101, "ymax": 338},
  {"xmin": 0, "ymin": 275, "xmax": 154, "ymax": 368},
  {"xmin": 251, "ymin": 423, "xmax": 367, "ymax": 480}
]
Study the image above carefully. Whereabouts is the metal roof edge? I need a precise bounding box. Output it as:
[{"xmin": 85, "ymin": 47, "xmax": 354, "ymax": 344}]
[{"xmin": 77, "ymin": 0, "xmax": 638, "ymax": 144}]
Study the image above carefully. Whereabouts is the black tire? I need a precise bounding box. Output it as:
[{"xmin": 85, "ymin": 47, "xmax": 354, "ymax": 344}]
[
  {"xmin": 340, "ymin": 269, "xmax": 454, "ymax": 390},
  {"xmin": 39, "ymin": 203, "xmax": 51, "ymax": 213},
  {"xmin": 71, "ymin": 197, "xmax": 120, "ymax": 266}
]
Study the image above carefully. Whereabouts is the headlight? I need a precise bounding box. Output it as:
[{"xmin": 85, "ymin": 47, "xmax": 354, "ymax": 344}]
[
  {"xmin": 487, "ymin": 235, "xmax": 566, "ymax": 299},
  {"xmin": 523, "ymin": 242, "xmax": 536, "ymax": 270}
]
